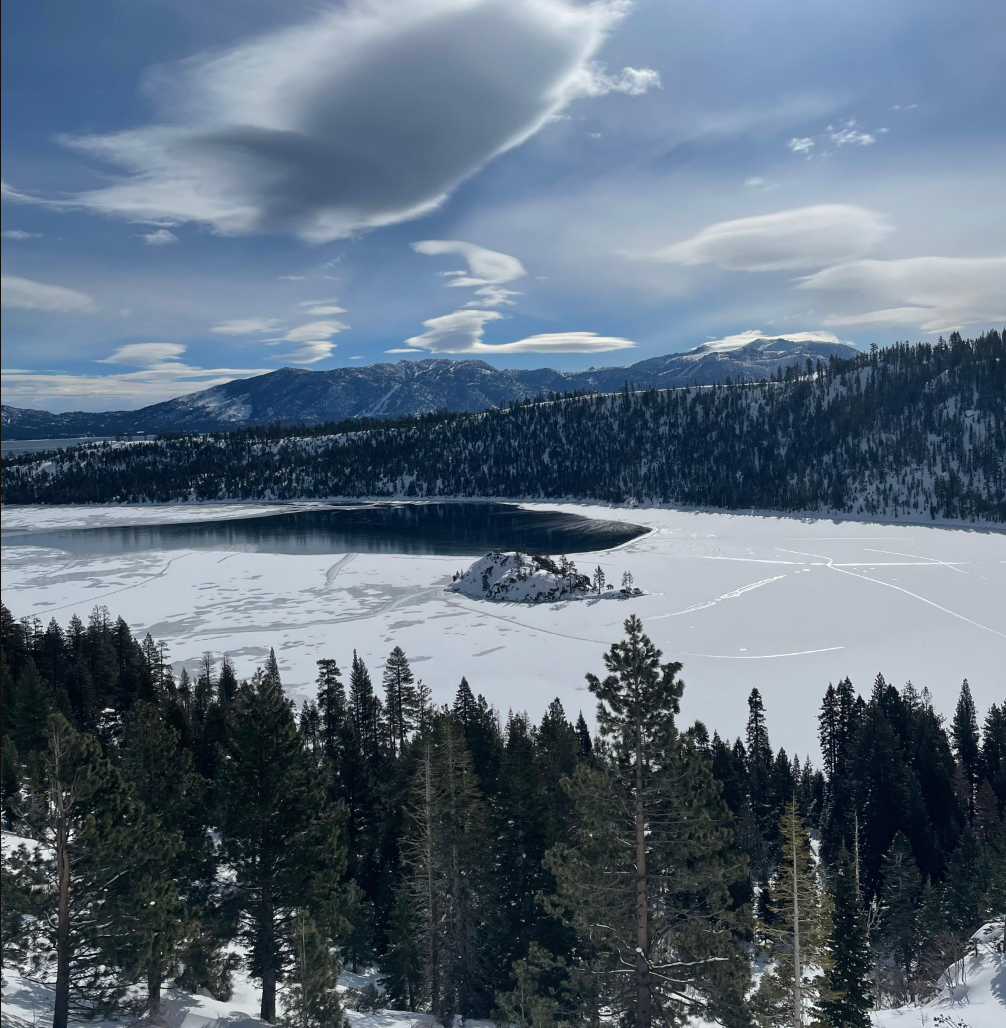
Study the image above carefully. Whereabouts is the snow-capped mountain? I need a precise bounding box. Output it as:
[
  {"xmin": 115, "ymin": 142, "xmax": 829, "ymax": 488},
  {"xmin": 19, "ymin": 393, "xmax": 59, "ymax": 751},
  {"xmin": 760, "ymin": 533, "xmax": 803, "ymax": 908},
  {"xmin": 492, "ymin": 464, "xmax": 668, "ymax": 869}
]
[{"xmin": 1, "ymin": 337, "xmax": 857, "ymax": 439}]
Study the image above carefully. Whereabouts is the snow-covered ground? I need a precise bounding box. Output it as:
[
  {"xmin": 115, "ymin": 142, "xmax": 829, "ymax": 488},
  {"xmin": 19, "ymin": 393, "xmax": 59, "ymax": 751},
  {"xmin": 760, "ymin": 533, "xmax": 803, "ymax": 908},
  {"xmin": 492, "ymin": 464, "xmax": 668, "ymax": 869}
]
[
  {"xmin": 1, "ymin": 956, "xmax": 462, "ymax": 1028},
  {"xmin": 874, "ymin": 920, "xmax": 1005, "ymax": 1028},
  {"xmin": 4, "ymin": 923, "xmax": 1001, "ymax": 1028},
  {"xmin": 2, "ymin": 503, "xmax": 1004, "ymax": 757}
]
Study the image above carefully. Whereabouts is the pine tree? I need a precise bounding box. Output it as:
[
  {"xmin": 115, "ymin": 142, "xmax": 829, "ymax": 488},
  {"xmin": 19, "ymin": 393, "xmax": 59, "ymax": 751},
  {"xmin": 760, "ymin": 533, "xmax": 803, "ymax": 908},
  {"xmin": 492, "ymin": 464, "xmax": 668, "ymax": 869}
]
[
  {"xmin": 12, "ymin": 658, "xmax": 51, "ymax": 755},
  {"xmin": 217, "ymin": 656, "xmax": 239, "ymax": 705},
  {"xmin": 404, "ymin": 732, "xmax": 445, "ymax": 1016},
  {"xmin": 438, "ymin": 716, "xmax": 490, "ymax": 1018},
  {"xmin": 546, "ymin": 616, "xmax": 750, "ymax": 1028},
  {"xmin": 454, "ymin": 676, "xmax": 476, "ymax": 727},
  {"xmin": 752, "ymin": 799, "xmax": 832, "ymax": 1026},
  {"xmin": 315, "ymin": 658, "xmax": 348, "ymax": 793},
  {"xmin": 19, "ymin": 714, "xmax": 149, "ymax": 1028},
  {"xmin": 342, "ymin": 651, "xmax": 384, "ymax": 961},
  {"xmin": 819, "ymin": 678, "xmax": 863, "ymax": 865},
  {"xmin": 574, "ymin": 711, "xmax": 592, "ymax": 759},
  {"xmin": 982, "ymin": 702, "xmax": 1006, "ymax": 806},
  {"xmin": 821, "ymin": 846, "xmax": 872, "ymax": 1028},
  {"xmin": 280, "ymin": 909, "xmax": 345, "ymax": 1028},
  {"xmin": 491, "ymin": 712, "xmax": 554, "ymax": 983},
  {"xmin": 853, "ymin": 698, "xmax": 932, "ymax": 900},
  {"xmin": 217, "ymin": 665, "xmax": 347, "ymax": 1023},
  {"xmin": 746, "ymin": 689, "xmax": 777, "ymax": 877},
  {"xmin": 877, "ymin": 832, "xmax": 921, "ymax": 1001},
  {"xmin": 493, "ymin": 942, "xmax": 568, "ymax": 1028},
  {"xmin": 379, "ymin": 886, "xmax": 423, "ymax": 1011},
  {"xmin": 951, "ymin": 679, "xmax": 981, "ymax": 819},
  {"xmin": 382, "ymin": 646, "xmax": 416, "ymax": 755},
  {"xmin": 1, "ymin": 735, "xmax": 22, "ymax": 829},
  {"xmin": 3, "ymin": 834, "xmax": 49, "ymax": 985},
  {"xmin": 401, "ymin": 714, "xmax": 490, "ymax": 1021},
  {"xmin": 349, "ymin": 650, "xmax": 383, "ymax": 760},
  {"xmin": 116, "ymin": 703, "xmax": 214, "ymax": 1016}
]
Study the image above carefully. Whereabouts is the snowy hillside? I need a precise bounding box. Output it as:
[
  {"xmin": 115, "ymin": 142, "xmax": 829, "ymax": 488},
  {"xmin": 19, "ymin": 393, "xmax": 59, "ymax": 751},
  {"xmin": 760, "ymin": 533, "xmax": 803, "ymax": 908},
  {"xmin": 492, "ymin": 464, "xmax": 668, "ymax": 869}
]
[
  {"xmin": 5, "ymin": 333, "xmax": 1002, "ymax": 521},
  {"xmin": 874, "ymin": 920, "xmax": 1005, "ymax": 1028}
]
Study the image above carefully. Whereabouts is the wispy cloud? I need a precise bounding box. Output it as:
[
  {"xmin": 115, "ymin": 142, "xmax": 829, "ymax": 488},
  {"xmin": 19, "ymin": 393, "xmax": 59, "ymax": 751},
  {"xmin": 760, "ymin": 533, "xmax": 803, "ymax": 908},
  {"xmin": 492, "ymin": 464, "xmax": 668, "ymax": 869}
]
[
  {"xmin": 413, "ymin": 239, "xmax": 527, "ymax": 307},
  {"xmin": 1, "ymin": 274, "xmax": 98, "ymax": 313},
  {"xmin": 264, "ymin": 317, "xmax": 347, "ymax": 363},
  {"xmin": 98, "ymin": 342, "xmax": 187, "ymax": 365},
  {"xmin": 2, "ymin": 230, "xmax": 42, "ymax": 240},
  {"xmin": 299, "ymin": 299, "xmax": 347, "ymax": 316},
  {"xmin": 211, "ymin": 317, "xmax": 283, "ymax": 335},
  {"xmin": 799, "ymin": 256, "xmax": 1006, "ymax": 332},
  {"xmin": 404, "ymin": 309, "xmax": 504, "ymax": 352},
  {"xmin": 2, "ymin": 344, "xmax": 269, "ymax": 410},
  {"xmin": 647, "ymin": 205, "xmax": 893, "ymax": 272},
  {"xmin": 270, "ymin": 341, "xmax": 337, "ymax": 364},
  {"xmin": 403, "ymin": 308, "xmax": 634, "ymax": 353},
  {"xmin": 268, "ymin": 320, "xmax": 347, "ymax": 344}
]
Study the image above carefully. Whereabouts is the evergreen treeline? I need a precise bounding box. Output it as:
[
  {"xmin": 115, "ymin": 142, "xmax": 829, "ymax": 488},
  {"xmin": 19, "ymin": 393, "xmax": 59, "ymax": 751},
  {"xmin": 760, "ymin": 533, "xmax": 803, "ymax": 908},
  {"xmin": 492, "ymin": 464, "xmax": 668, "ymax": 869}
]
[
  {"xmin": 3, "ymin": 332, "xmax": 1004, "ymax": 521},
  {"xmin": 2, "ymin": 602, "xmax": 1004, "ymax": 1028}
]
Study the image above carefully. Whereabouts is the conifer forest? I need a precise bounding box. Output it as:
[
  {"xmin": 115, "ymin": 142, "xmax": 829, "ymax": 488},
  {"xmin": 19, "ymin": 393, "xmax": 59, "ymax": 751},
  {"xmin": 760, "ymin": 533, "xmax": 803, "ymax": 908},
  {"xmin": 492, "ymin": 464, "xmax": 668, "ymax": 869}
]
[
  {"xmin": 3, "ymin": 333, "xmax": 1004, "ymax": 522},
  {"xmin": 2, "ymin": 601, "xmax": 1004, "ymax": 1028}
]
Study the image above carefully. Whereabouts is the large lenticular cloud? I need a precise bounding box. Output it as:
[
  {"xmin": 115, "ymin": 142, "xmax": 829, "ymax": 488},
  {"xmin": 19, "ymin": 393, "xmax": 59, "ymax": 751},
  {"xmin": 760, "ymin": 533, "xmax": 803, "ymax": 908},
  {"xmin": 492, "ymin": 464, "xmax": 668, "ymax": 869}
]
[{"xmin": 54, "ymin": 0, "xmax": 650, "ymax": 242}]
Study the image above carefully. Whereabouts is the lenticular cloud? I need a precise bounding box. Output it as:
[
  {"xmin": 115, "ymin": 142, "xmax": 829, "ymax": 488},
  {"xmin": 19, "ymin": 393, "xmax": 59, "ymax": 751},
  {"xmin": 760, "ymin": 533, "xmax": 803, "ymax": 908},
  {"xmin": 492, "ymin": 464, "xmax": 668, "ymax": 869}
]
[{"xmin": 54, "ymin": 0, "xmax": 640, "ymax": 241}]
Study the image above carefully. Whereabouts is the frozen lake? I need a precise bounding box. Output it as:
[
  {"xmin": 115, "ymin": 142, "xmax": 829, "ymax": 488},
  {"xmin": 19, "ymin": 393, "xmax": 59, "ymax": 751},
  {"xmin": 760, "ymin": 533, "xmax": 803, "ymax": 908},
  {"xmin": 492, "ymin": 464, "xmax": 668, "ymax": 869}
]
[
  {"xmin": 2, "ymin": 502, "xmax": 1003, "ymax": 757},
  {"xmin": 3, "ymin": 501, "xmax": 646, "ymax": 557}
]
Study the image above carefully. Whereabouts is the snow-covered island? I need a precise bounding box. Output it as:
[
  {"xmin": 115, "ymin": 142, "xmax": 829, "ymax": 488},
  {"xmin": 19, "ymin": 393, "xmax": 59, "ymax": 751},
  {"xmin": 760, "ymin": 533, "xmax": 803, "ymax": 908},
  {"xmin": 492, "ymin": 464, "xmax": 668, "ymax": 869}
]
[{"xmin": 449, "ymin": 550, "xmax": 642, "ymax": 603}]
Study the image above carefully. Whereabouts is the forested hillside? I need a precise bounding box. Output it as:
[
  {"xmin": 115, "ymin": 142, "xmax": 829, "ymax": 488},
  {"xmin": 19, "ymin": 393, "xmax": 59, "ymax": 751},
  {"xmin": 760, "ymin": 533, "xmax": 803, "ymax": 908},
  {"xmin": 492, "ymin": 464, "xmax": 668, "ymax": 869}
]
[
  {"xmin": 3, "ymin": 333, "xmax": 1003, "ymax": 521},
  {"xmin": 2, "ymin": 602, "xmax": 1004, "ymax": 1027}
]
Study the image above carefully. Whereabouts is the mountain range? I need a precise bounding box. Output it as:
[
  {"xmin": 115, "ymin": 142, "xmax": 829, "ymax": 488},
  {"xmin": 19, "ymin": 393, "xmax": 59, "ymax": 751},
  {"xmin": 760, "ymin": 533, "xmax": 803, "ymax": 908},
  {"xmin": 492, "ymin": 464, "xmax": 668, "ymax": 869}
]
[{"xmin": 1, "ymin": 336, "xmax": 857, "ymax": 439}]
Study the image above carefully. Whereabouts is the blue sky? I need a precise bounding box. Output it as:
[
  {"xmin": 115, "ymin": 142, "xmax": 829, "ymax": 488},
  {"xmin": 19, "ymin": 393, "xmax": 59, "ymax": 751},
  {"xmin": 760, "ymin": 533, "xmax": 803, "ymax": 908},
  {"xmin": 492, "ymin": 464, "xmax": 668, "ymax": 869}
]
[{"xmin": 2, "ymin": 0, "xmax": 1003, "ymax": 412}]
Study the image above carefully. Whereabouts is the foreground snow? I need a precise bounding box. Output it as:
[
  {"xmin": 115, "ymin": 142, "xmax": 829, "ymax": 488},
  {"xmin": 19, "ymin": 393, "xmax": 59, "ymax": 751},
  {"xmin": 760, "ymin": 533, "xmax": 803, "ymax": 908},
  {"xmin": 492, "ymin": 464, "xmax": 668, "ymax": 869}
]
[
  {"xmin": 1, "ymin": 964, "xmax": 490, "ymax": 1028},
  {"xmin": 874, "ymin": 921, "xmax": 1005, "ymax": 1028},
  {"xmin": 2, "ymin": 502, "xmax": 1003, "ymax": 757},
  {"xmin": 4, "ymin": 922, "xmax": 1002, "ymax": 1026}
]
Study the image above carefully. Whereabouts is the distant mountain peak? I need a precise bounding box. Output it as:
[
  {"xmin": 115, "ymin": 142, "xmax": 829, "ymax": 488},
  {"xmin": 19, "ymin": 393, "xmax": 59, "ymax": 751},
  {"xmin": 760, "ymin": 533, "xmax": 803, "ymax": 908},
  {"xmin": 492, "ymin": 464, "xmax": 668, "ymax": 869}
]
[{"xmin": 1, "ymin": 335, "xmax": 857, "ymax": 440}]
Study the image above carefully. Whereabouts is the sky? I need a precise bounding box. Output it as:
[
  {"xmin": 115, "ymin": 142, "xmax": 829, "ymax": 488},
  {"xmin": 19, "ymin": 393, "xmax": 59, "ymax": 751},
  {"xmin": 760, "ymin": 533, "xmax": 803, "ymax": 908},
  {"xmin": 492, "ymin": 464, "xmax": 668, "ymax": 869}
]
[{"xmin": 2, "ymin": 0, "xmax": 1004, "ymax": 413}]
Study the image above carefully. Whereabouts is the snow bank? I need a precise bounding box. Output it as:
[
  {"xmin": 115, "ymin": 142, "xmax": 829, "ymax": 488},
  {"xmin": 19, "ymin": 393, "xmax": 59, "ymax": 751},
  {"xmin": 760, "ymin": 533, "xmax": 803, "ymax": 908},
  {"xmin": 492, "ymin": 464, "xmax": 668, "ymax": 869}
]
[{"xmin": 875, "ymin": 919, "xmax": 1005, "ymax": 1027}]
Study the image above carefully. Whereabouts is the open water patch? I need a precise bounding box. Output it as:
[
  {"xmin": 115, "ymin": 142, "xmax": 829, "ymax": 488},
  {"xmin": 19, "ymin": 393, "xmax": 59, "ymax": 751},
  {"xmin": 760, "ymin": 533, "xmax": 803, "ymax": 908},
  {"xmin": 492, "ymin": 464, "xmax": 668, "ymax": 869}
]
[{"xmin": 2, "ymin": 502, "xmax": 647, "ymax": 557}]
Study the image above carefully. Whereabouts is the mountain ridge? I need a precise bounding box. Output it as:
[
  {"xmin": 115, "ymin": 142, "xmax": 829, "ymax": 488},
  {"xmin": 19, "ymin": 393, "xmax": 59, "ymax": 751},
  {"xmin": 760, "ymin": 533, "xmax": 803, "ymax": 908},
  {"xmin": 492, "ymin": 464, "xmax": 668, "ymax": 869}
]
[{"xmin": 1, "ymin": 336, "xmax": 857, "ymax": 439}]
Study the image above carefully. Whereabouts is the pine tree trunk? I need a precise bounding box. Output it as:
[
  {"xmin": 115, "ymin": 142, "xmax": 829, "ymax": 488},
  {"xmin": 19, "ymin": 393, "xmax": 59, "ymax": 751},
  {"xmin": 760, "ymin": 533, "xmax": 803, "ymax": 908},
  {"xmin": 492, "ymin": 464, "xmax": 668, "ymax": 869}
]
[
  {"xmin": 634, "ymin": 712, "xmax": 650, "ymax": 1028},
  {"xmin": 148, "ymin": 951, "xmax": 163, "ymax": 1018},
  {"xmin": 261, "ymin": 885, "xmax": 277, "ymax": 1023},
  {"xmin": 423, "ymin": 743, "xmax": 440, "ymax": 1018},
  {"xmin": 53, "ymin": 825, "xmax": 71, "ymax": 1028},
  {"xmin": 792, "ymin": 814, "xmax": 801, "ymax": 1027}
]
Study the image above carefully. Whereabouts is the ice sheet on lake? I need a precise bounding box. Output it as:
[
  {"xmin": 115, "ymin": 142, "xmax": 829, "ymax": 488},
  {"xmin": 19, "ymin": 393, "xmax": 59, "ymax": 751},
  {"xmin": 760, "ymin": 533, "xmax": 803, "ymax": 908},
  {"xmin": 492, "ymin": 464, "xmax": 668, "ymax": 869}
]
[{"xmin": 2, "ymin": 503, "xmax": 1004, "ymax": 756}]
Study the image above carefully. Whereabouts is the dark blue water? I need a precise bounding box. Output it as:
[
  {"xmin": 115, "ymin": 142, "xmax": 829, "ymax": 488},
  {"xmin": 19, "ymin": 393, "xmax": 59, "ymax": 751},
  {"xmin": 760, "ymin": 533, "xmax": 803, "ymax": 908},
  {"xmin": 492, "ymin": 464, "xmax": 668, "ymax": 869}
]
[
  {"xmin": 3, "ymin": 503, "xmax": 647, "ymax": 557},
  {"xmin": 0, "ymin": 437, "xmax": 117, "ymax": 456}
]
